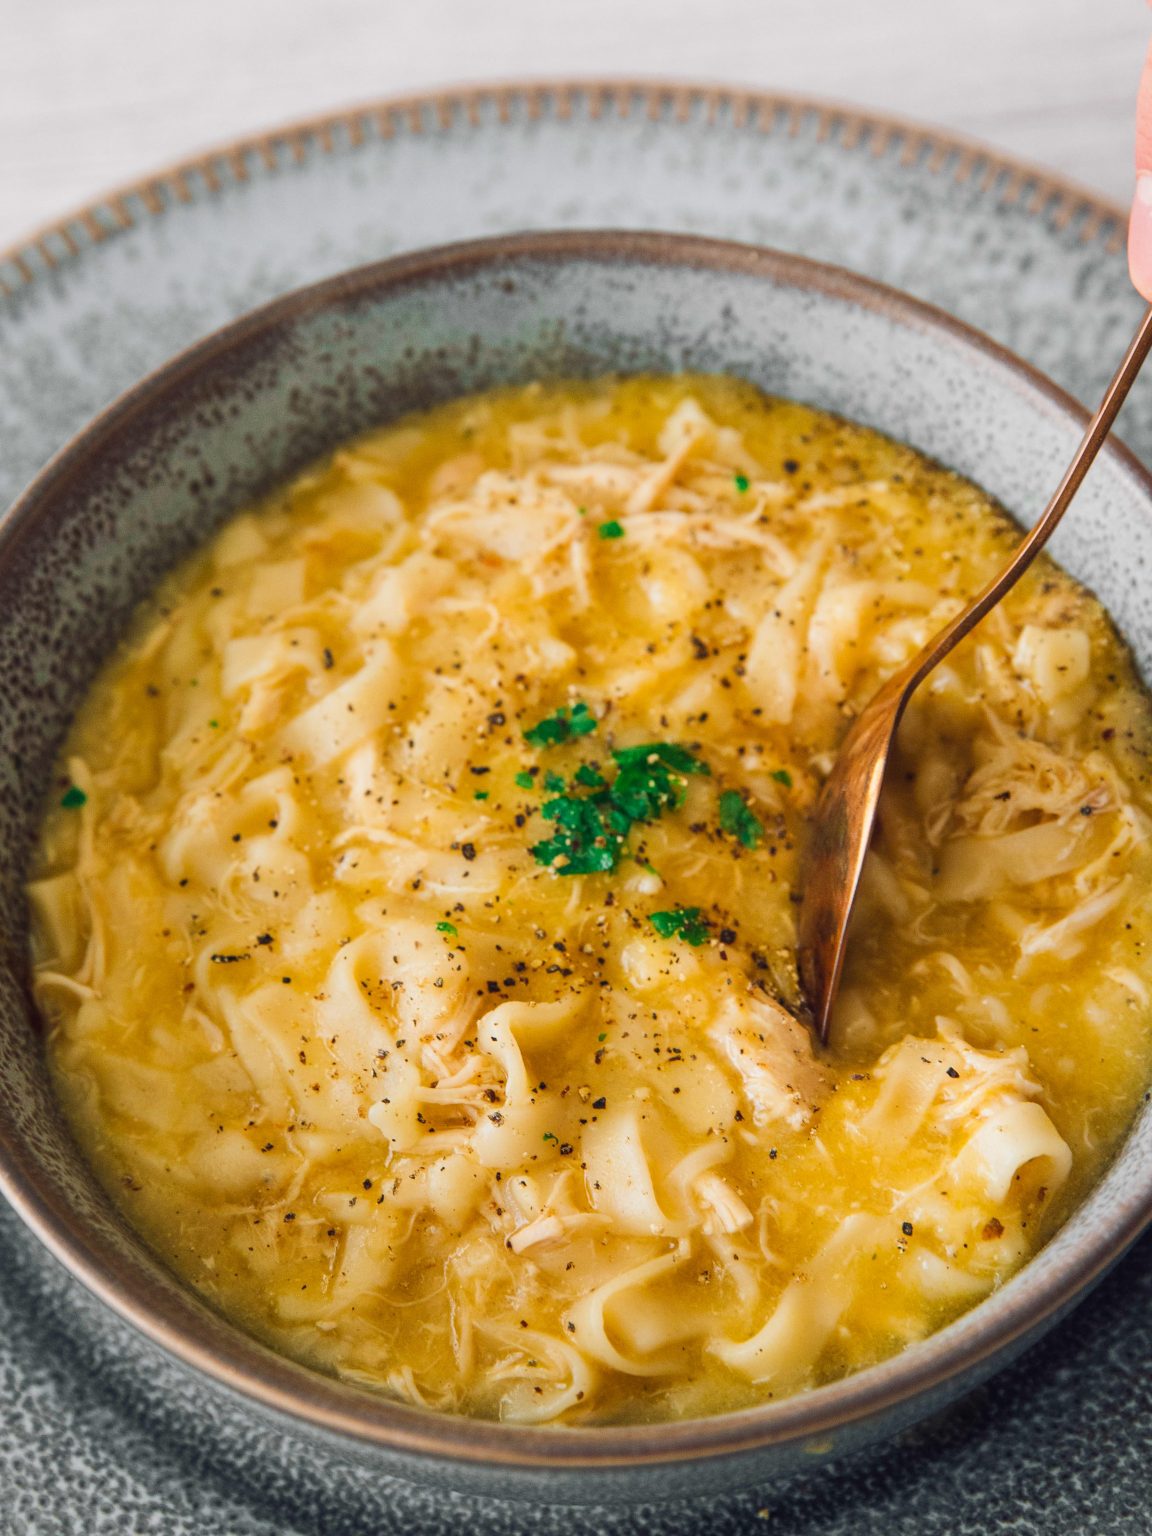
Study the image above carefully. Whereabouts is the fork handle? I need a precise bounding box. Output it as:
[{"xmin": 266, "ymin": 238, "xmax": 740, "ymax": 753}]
[{"xmin": 888, "ymin": 303, "xmax": 1152, "ymax": 708}]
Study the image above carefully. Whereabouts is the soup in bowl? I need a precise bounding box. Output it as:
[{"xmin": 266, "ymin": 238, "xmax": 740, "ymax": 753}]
[{"xmin": 2, "ymin": 233, "xmax": 1152, "ymax": 1502}]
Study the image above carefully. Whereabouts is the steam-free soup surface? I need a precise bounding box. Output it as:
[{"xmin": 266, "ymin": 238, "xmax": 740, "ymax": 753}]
[{"xmin": 30, "ymin": 377, "xmax": 1152, "ymax": 1424}]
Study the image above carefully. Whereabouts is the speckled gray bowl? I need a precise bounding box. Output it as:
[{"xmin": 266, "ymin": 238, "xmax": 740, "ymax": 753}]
[{"xmin": 1, "ymin": 231, "xmax": 1150, "ymax": 1507}]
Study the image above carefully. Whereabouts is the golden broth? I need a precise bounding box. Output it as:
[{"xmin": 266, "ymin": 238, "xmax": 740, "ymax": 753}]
[{"xmin": 29, "ymin": 377, "xmax": 1152, "ymax": 1424}]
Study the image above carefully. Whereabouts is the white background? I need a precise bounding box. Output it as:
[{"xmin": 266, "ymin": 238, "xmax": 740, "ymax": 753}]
[{"xmin": 0, "ymin": 0, "xmax": 1149, "ymax": 251}]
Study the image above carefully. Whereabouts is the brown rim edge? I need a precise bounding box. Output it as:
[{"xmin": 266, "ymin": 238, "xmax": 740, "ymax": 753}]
[
  {"xmin": 0, "ymin": 76, "xmax": 1131, "ymax": 299},
  {"xmin": 2, "ymin": 230, "xmax": 1152, "ymax": 1474}
]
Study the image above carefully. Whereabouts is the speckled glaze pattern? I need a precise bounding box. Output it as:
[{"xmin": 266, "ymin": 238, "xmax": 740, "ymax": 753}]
[{"xmin": 1, "ymin": 83, "xmax": 1151, "ymax": 1536}]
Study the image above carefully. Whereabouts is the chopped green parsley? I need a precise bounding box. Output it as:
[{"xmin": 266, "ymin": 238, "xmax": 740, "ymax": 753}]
[
  {"xmin": 531, "ymin": 793, "xmax": 622, "ymax": 875},
  {"xmin": 734, "ymin": 472, "xmax": 750, "ymax": 493},
  {"xmin": 598, "ymin": 519, "xmax": 625, "ymax": 540},
  {"xmin": 530, "ymin": 741, "xmax": 709, "ymax": 875},
  {"xmin": 59, "ymin": 785, "xmax": 87, "ymax": 810},
  {"xmin": 771, "ymin": 768, "xmax": 793, "ymax": 788},
  {"xmin": 522, "ymin": 701, "xmax": 598, "ymax": 748},
  {"xmin": 613, "ymin": 742, "xmax": 708, "ymax": 777},
  {"xmin": 436, "ymin": 921, "xmax": 458, "ymax": 936},
  {"xmin": 514, "ymin": 770, "xmax": 535, "ymax": 789},
  {"xmin": 718, "ymin": 789, "xmax": 763, "ymax": 849},
  {"xmin": 473, "ymin": 790, "xmax": 489, "ymax": 801},
  {"xmin": 649, "ymin": 906, "xmax": 710, "ymax": 946},
  {"xmin": 543, "ymin": 770, "xmax": 567, "ymax": 794}
]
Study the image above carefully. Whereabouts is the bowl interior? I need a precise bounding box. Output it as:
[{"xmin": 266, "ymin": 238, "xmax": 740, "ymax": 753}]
[{"xmin": 1, "ymin": 231, "xmax": 1151, "ymax": 1493}]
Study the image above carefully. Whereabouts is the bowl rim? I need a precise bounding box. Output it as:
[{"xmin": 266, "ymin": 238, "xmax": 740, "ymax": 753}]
[{"xmin": 3, "ymin": 228, "xmax": 1152, "ymax": 1472}]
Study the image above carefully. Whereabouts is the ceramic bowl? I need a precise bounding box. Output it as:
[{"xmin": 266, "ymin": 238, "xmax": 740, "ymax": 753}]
[{"xmin": 1, "ymin": 231, "xmax": 1150, "ymax": 1506}]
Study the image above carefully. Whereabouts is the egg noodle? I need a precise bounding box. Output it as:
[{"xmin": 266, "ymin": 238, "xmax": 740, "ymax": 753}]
[{"xmin": 29, "ymin": 377, "xmax": 1152, "ymax": 1424}]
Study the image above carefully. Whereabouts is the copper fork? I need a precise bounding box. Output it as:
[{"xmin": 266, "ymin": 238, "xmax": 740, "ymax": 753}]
[{"xmin": 797, "ymin": 304, "xmax": 1152, "ymax": 1045}]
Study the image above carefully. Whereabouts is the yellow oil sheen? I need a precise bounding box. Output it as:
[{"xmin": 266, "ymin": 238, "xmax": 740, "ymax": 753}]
[{"xmin": 29, "ymin": 377, "xmax": 1152, "ymax": 1424}]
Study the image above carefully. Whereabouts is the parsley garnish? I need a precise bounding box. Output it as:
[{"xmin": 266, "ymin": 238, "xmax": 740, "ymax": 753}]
[
  {"xmin": 771, "ymin": 768, "xmax": 793, "ymax": 788},
  {"xmin": 522, "ymin": 701, "xmax": 598, "ymax": 748},
  {"xmin": 598, "ymin": 519, "xmax": 625, "ymax": 539},
  {"xmin": 718, "ymin": 789, "xmax": 763, "ymax": 849},
  {"xmin": 543, "ymin": 770, "xmax": 566, "ymax": 794},
  {"xmin": 734, "ymin": 472, "xmax": 750, "ymax": 493},
  {"xmin": 436, "ymin": 921, "xmax": 458, "ymax": 936},
  {"xmin": 574, "ymin": 763, "xmax": 606, "ymax": 788},
  {"xmin": 59, "ymin": 785, "xmax": 87, "ymax": 810},
  {"xmin": 514, "ymin": 770, "xmax": 535, "ymax": 789},
  {"xmin": 649, "ymin": 907, "xmax": 710, "ymax": 946},
  {"xmin": 473, "ymin": 790, "xmax": 489, "ymax": 801},
  {"xmin": 531, "ymin": 794, "xmax": 622, "ymax": 874},
  {"xmin": 612, "ymin": 742, "xmax": 708, "ymax": 776},
  {"xmin": 530, "ymin": 742, "xmax": 709, "ymax": 875}
]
